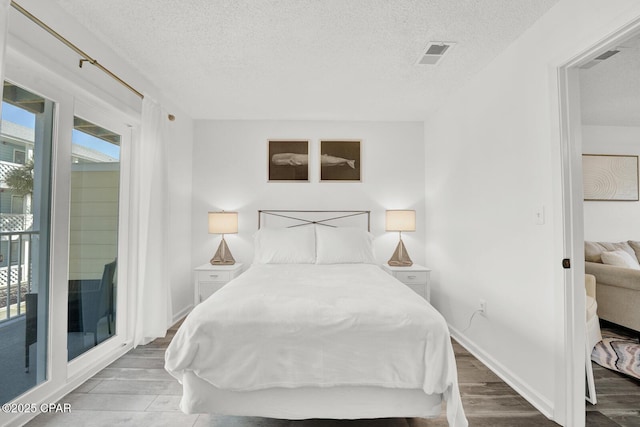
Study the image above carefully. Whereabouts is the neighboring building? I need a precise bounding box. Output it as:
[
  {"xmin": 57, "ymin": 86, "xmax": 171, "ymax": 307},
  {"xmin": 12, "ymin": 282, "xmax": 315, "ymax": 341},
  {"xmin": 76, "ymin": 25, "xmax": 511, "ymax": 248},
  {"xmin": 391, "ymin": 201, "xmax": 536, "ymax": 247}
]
[
  {"xmin": 0, "ymin": 119, "xmax": 33, "ymax": 216},
  {"xmin": 0, "ymin": 117, "xmax": 34, "ymax": 273}
]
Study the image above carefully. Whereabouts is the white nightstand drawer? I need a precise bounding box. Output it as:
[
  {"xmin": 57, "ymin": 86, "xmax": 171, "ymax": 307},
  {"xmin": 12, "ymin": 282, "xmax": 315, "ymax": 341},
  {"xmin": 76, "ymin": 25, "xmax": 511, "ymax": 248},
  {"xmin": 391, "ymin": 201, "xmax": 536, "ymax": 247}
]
[
  {"xmin": 197, "ymin": 270, "xmax": 231, "ymax": 283},
  {"xmin": 382, "ymin": 264, "xmax": 431, "ymax": 302},
  {"xmin": 194, "ymin": 263, "xmax": 244, "ymax": 306},
  {"xmin": 199, "ymin": 282, "xmax": 226, "ymax": 302},
  {"xmin": 406, "ymin": 283, "xmax": 426, "ymax": 298},
  {"xmin": 395, "ymin": 271, "xmax": 428, "ymax": 284}
]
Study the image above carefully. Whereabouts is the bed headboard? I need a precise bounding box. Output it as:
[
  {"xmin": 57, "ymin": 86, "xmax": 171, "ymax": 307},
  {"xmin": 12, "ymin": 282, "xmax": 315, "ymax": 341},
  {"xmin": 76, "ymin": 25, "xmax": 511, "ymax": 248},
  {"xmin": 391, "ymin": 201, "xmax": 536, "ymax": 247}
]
[{"xmin": 258, "ymin": 210, "xmax": 370, "ymax": 231}]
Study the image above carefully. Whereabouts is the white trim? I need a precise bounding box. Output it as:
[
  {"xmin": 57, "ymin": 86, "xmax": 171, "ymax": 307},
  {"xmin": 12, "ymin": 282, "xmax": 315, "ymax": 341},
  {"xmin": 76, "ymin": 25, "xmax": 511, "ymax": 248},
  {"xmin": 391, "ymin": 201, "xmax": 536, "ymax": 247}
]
[
  {"xmin": 0, "ymin": 64, "xmax": 75, "ymax": 427},
  {"xmin": 0, "ymin": 0, "xmax": 9, "ymax": 120},
  {"xmin": 171, "ymin": 304, "xmax": 193, "ymax": 326},
  {"xmin": 449, "ymin": 325, "xmax": 554, "ymax": 419},
  {"xmin": 556, "ymin": 62, "xmax": 585, "ymax": 427},
  {"xmin": 555, "ymin": 16, "xmax": 640, "ymax": 427},
  {"xmin": 66, "ymin": 101, "xmax": 132, "ymax": 377}
]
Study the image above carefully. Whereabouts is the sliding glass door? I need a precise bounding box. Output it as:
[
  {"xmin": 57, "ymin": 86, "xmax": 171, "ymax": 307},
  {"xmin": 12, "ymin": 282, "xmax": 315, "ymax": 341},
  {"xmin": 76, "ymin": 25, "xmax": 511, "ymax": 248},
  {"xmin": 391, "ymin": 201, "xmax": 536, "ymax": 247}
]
[
  {"xmin": 0, "ymin": 73, "xmax": 131, "ymax": 420},
  {"xmin": 0, "ymin": 82, "xmax": 53, "ymax": 404},
  {"xmin": 67, "ymin": 116, "xmax": 121, "ymax": 360},
  {"xmin": 0, "ymin": 32, "xmax": 132, "ymax": 427}
]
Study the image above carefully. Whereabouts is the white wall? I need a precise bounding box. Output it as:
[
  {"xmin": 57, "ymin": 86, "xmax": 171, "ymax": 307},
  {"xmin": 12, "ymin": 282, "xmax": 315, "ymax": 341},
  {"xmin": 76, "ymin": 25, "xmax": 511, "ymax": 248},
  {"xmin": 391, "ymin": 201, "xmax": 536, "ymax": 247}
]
[
  {"xmin": 582, "ymin": 125, "xmax": 640, "ymax": 241},
  {"xmin": 192, "ymin": 120, "xmax": 425, "ymax": 268},
  {"xmin": 423, "ymin": 0, "xmax": 640, "ymax": 423},
  {"xmin": 167, "ymin": 114, "xmax": 194, "ymax": 321}
]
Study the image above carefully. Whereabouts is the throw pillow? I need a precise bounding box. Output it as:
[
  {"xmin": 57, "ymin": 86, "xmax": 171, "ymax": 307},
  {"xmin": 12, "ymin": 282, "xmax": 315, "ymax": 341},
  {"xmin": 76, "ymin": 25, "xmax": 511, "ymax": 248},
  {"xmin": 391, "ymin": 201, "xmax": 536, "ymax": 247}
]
[
  {"xmin": 253, "ymin": 226, "xmax": 316, "ymax": 264},
  {"xmin": 585, "ymin": 241, "xmax": 604, "ymax": 263},
  {"xmin": 584, "ymin": 241, "xmax": 637, "ymax": 263},
  {"xmin": 600, "ymin": 250, "xmax": 640, "ymax": 270},
  {"xmin": 627, "ymin": 241, "xmax": 640, "ymax": 265}
]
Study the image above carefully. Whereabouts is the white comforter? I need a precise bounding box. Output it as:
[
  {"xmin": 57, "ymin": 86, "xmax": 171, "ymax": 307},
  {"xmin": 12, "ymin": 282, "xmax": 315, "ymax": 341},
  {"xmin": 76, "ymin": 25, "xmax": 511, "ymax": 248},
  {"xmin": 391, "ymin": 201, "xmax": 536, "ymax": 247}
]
[{"xmin": 165, "ymin": 264, "xmax": 467, "ymax": 426}]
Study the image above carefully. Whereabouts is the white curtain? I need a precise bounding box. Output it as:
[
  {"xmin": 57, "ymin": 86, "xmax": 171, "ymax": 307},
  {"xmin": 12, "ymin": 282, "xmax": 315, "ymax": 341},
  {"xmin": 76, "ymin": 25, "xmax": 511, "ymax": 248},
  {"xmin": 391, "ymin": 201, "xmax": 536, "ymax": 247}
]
[{"xmin": 131, "ymin": 95, "xmax": 172, "ymax": 347}]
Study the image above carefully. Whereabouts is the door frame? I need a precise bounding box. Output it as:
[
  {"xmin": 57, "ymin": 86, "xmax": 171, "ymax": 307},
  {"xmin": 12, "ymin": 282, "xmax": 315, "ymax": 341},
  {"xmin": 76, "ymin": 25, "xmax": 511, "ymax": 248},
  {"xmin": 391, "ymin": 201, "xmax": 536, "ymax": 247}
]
[
  {"xmin": 66, "ymin": 99, "xmax": 133, "ymax": 377},
  {"xmin": 557, "ymin": 17, "xmax": 640, "ymax": 427}
]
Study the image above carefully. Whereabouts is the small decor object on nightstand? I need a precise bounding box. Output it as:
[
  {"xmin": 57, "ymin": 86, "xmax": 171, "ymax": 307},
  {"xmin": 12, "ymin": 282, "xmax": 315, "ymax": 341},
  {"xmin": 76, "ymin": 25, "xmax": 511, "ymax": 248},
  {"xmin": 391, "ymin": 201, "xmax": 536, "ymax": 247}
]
[
  {"xmin": 208, "ymin": 211, "xmax": 238, "ymax": 265},
  {"xmin": 386, "ymin": 210, "xmax": 415, "ymax": 267}
]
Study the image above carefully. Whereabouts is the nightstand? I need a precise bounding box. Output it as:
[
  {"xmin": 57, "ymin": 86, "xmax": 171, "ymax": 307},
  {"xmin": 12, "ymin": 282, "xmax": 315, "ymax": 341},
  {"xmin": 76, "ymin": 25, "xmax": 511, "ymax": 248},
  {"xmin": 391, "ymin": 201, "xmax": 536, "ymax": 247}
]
[
  {"xmin": 382, "ymin": 264, "xmax": 431, "ymax": 302},
  {"xmin": 194, "ymin": 263, "xmax": 244, "ymax": 305}
]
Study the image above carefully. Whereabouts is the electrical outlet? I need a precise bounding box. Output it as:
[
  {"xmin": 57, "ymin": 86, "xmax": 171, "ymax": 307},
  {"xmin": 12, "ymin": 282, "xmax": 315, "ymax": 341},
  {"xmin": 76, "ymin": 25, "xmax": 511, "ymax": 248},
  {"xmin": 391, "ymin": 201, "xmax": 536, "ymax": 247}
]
[{"xmin": 479, "ymin": 299, "xmax": 486, "ymax": 315}]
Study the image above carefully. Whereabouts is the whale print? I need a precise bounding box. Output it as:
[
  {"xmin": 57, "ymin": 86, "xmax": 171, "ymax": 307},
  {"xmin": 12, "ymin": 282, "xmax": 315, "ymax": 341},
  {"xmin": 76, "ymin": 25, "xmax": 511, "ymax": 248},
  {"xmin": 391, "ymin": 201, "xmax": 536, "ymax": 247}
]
[
  {"xmin": 320, "ymin": 140, "xmax": 361, "ymax": 181},
  {"xmin": 272, "ymin": 153, "xmax": 356, "ymax": 169},
  {"xmin": 271, "ymin": 153, "xmax": 308, "ymax": 166},
  {"xmin": 268, "ymin": 140, "xmax": 309, "ymax": 181},
  {"xmin": 321, "ymin": 154, "xmax": 356, "ymax": 169}
]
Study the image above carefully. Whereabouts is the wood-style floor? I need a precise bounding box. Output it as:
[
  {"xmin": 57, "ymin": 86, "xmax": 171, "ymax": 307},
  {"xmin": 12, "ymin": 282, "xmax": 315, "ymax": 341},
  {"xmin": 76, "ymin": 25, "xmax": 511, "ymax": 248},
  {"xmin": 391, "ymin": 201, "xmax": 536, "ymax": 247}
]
[{"xmin": 24, "ymin": 321, "xmax": 640, "ymax": 427}]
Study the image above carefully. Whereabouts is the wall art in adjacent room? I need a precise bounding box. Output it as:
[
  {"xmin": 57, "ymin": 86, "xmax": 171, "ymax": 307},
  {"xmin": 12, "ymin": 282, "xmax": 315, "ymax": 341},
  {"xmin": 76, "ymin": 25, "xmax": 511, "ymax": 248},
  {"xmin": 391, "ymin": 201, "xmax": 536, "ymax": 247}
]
[{"xmin": 583, "ymin": 154, "xmax": 639, "ymax": 201}]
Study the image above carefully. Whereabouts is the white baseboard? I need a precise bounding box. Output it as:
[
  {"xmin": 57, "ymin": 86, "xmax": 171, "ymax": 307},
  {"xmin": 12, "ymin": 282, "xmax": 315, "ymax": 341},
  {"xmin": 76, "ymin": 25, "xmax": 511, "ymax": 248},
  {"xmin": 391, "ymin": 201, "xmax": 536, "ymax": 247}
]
[
  {"xmin": 171, "ymin": 304, "xmax": 193, "ymax": 326},
  {"xmin": 449, "ymin": 324, "xmax": 555, "ymax": 420}
]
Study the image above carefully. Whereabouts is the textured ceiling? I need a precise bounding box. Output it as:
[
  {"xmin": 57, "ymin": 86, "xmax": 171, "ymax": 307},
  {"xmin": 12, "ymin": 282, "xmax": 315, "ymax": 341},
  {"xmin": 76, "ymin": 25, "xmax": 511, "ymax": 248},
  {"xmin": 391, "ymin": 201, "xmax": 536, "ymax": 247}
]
[
  {"xmin": 53, "ymin": 0, "xmax": 559, "ymax": 120},
  {"xmin": 580, "ymin": 35, "xmax": 640, "ymax": 127}
]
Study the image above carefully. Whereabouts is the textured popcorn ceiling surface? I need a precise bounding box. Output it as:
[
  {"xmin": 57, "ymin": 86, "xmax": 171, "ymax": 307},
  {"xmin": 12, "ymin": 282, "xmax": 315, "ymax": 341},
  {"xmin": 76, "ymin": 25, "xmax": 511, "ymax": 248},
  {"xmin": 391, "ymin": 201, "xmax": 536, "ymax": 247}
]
[{"xmin": 53, "ymin": 0, "xmax": 559, "ymax": 120}]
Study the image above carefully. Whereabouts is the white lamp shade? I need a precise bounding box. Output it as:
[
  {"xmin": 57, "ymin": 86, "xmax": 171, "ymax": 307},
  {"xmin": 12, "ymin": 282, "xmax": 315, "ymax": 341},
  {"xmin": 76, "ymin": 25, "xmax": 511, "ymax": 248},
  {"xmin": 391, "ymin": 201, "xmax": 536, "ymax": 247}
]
[
  {"xmin": 385, "ymin": 210, "xmax": 416, "ymax": 232},
  {"xmin": 208, "ymin": 212, "xmax": 238, "ymax": 234}
]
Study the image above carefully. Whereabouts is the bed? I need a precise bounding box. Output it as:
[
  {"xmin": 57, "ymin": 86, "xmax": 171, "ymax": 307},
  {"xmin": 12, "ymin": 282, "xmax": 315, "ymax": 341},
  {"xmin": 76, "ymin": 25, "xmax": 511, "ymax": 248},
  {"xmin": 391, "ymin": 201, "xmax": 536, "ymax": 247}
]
[{"xmin": 165, "ymin": 211, "xmax": 467, "ymax": 427}]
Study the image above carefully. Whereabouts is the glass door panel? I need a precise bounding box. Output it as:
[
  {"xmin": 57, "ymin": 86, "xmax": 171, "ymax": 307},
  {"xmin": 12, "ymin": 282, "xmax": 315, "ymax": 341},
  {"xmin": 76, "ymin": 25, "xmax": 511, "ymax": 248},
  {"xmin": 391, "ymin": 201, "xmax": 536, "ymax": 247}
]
[
  {"xmin": 0, "ymin": 82, "xmax": 53, "ymax": 404},
  {"xmin": 67, "ymin": 117, "xmax": 120, "ymax": 361}
]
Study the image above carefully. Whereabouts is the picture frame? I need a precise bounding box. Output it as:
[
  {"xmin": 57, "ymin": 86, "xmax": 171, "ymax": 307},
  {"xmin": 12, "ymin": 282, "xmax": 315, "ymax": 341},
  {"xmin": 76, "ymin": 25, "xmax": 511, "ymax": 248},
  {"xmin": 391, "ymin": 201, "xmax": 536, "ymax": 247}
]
[
  {"xmin": 319, "ymin": 140, "xmax": 361, "ymax": 182},
  {"xmin": 582, "ymin": 154, "xmax": 639, "ymax": 201},
  {"xmin": 268, "ymin": 140, "xmax": 309, "ymax": 182}
]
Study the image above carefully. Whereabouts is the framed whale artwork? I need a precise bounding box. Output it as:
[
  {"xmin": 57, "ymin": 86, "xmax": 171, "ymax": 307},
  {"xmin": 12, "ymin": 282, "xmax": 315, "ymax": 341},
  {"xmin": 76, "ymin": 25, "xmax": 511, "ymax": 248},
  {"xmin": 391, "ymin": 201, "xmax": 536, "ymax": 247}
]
[
  {"xmin": 320, "ymin": 140, "xmax": 361, "ymax": 182},
  {"xmin": 268, "ymin": 140, "xmax": 309, "ymax": 182}
]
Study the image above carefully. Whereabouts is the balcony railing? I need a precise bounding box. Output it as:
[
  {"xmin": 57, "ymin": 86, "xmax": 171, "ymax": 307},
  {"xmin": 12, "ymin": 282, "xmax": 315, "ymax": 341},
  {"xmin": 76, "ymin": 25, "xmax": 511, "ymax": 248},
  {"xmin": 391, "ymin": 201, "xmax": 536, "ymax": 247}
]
[
  {"xmin": 0, "ymin": 231, "xmax": 34, "ymax": 323},
  {"xmin": 0, "ymin": 159, "xmax": 19, "ymax": 184},
  {"xmin": 0, "ymin": 214, "xmax": 33, "ymax": 232}
]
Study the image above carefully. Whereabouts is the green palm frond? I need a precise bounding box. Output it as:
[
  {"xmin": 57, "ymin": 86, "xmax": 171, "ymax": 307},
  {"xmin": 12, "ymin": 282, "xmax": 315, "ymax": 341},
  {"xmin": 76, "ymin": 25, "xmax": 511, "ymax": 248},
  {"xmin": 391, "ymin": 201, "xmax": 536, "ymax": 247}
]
[{"xmin": 5, "ymin": 160, "xmax": 33, "ymax": 197}]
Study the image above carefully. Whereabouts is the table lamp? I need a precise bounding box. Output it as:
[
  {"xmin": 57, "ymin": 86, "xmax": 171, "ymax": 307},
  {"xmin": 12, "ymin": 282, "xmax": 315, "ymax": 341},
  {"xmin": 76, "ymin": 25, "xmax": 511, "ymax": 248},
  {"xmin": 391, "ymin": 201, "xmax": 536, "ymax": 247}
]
[
  {"xmin": 386, "ymin": 210, "xmax": 415, "ymax": 267},
  {"xmin": 208, "ymin": 211, "xmax": 238, "ymax": 265}
]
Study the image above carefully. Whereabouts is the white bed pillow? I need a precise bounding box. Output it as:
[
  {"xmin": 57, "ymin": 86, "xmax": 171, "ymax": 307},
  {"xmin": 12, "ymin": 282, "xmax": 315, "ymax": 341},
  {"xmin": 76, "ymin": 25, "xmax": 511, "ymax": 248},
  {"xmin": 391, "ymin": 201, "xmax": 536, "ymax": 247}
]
[
  {"xmin": 253, "ymin": 226, "xmax": 316, "ymax": 264},
  {"xmin": 600, "ymin": 249, "xmax": 640, "ymax": 270},
  {"xmin": 315, "ymin": 226, "xmax": 376, "ymax": 264}
]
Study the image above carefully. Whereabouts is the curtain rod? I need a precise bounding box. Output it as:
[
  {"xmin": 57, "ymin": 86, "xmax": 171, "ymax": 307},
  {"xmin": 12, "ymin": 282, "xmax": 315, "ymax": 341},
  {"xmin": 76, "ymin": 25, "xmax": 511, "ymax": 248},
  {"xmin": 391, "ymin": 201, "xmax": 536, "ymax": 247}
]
[{"xmin": 9, "ymin": 1, "xmax": 175, "ymax": 121}]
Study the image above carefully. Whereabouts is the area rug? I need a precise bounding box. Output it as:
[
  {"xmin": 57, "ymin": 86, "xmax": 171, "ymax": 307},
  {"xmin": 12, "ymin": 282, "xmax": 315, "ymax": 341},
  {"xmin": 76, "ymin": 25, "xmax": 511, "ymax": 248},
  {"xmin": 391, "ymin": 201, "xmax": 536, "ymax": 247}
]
[{"xmin": 591, "ymin": 329, "xmax": 640, "ymax": 381}]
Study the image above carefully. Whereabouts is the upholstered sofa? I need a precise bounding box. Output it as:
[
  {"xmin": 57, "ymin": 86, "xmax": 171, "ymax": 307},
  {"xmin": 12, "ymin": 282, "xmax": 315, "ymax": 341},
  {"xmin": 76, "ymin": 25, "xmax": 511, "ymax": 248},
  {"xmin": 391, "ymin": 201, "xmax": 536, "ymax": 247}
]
[{"xmin": 585, "ymin": 241, "xmax": 640, "ymax": 333}]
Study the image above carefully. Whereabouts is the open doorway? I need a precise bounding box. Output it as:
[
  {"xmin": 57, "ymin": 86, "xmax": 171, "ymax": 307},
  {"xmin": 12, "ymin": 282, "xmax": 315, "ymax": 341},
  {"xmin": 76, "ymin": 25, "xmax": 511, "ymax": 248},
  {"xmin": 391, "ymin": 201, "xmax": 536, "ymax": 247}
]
[
  {"xmin": 579, "ymin": 32, "xmax": 640, "ymax": 422},
  {"xmin": 560, "ymin": 25, "xmax": 640, "ymax": 426}
]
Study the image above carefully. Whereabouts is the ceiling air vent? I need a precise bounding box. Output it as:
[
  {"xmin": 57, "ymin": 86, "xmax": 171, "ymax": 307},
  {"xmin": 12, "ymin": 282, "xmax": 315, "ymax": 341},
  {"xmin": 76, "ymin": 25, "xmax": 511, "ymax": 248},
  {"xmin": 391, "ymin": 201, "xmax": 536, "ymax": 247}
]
[
  {"xmin": 580, "ymin": 49, "xmax": 620, "ymax": 69},
  {"xmin": 417, "ymin": 42, "xmax": 456, "ymax": 66}
]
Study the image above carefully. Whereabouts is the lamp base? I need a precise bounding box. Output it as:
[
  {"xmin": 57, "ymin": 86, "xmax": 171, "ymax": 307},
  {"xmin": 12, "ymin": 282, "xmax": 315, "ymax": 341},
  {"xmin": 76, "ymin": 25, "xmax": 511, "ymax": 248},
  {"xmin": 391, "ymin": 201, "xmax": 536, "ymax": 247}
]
[
  {"xmin": 388, "ymin": 239, "xmax": 413, "ymax": 267},
  {"xmin": 210, "ymin": 238, "xmax": 235, "ymax": 265}
]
